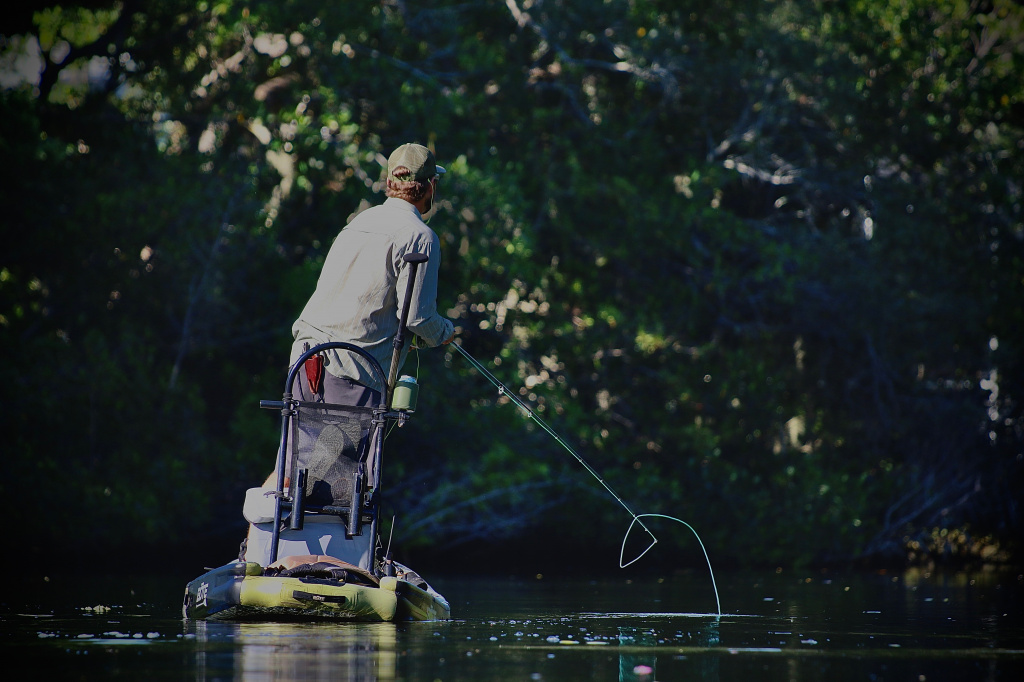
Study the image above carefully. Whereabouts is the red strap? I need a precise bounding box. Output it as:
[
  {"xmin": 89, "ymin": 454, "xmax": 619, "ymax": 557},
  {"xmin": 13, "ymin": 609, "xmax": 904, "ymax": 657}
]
[{"xmin": 304, "ymin": 354, "xmax": 324, "ymax": 395}]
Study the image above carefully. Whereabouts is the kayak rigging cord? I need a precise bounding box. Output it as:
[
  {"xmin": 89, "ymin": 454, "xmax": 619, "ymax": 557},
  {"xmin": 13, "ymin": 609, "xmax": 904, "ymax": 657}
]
[{"xmin": 452, "ymin": 342, "xmax": 721, "ymax": 617}]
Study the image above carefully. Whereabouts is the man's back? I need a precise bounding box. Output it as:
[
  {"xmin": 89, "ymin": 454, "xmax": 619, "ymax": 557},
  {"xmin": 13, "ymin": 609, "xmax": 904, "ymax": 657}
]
[{"xmin": 290, "ymin": 197, "xmax": 452, "ymax": 392}]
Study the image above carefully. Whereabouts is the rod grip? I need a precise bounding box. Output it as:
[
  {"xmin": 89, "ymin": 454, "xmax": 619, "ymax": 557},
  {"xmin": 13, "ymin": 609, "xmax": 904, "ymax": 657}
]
[
  {"xmin": 386, "ymin": 252, "xmax": 428, "ymax": 405},
  {"xmin": 289, "ymin": 469, "xmax": 307, "ymax": 531}
]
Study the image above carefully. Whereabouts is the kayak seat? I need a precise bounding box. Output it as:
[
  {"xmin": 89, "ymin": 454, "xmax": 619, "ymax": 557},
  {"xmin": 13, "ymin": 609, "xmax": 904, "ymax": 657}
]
[{"xmin": 289, "ymin": 400, "xmax": 378, "ymax": 510}]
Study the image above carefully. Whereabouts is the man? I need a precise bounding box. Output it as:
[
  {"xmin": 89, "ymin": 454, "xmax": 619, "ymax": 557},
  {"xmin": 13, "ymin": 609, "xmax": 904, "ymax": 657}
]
[
  {"xmin": 243, "ymin": 144, "xmax": 455, "ymax": 562},
  {"xmin": 289, "ymin": 142, "xmax": 455, "ymax": 406}
]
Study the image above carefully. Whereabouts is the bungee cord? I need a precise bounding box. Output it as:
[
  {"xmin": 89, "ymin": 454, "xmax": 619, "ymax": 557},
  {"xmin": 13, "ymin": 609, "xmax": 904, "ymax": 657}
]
[{"xmin": 451, "ymin": 342, "xmax": 721, "ymax": 617}]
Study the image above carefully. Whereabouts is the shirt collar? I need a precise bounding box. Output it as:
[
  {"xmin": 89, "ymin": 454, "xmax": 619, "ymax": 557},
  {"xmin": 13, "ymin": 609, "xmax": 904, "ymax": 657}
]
[{"xmin": 383, "ymin": 197, "xmax": 421, "ymax": 217}]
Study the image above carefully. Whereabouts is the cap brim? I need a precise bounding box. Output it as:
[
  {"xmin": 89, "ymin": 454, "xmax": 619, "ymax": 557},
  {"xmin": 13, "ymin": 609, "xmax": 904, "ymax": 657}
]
[{"xmin": 435, "ymin": 164, "xmax": 446, "ymax": 175}]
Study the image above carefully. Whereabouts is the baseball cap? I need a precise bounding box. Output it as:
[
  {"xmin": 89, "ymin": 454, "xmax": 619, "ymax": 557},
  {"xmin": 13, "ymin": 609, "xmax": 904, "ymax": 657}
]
[{"xmin": 387, "ymin": 143, "xmax": 446, "ymax": 181}]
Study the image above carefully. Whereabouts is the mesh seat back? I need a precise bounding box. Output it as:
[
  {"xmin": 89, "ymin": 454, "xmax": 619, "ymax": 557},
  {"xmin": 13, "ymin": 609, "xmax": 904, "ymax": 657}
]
[{"xmin": 290, "ymin": 401, "xmax": 378, "ymax": 508}]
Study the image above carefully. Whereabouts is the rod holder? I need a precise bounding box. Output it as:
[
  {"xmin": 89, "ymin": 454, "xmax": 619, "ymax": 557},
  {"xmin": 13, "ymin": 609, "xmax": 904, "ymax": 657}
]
[{"xmin": 289, "ymin": 469, "xmax": 307, "ymax": 531}]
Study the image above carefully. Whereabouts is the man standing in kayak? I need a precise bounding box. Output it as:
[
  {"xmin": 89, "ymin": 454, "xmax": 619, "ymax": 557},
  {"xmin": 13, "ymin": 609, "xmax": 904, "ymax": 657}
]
[
  {"xmin": 251, "ymin": 143, "xmax": 455, "ymax": 506},
  {"xmin": 242, "ymin": 143, "xmax": 455, "ymax": 562},
  {"xmin": 288, "ymin": 142, "xmax": 455, "ymax": 408}
]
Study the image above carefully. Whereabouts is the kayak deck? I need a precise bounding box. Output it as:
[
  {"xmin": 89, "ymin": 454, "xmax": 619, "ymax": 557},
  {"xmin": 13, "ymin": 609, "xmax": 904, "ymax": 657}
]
[{"xmin": 183, "ymin": 560, "xmax": 450, "ymax": 622}]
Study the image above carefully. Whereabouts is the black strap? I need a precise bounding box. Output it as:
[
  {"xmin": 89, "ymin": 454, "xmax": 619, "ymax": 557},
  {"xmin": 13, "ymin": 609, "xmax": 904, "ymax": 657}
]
[{"xmin": 292, "ymin": 590, "xmax": 347, "ymax": 605}]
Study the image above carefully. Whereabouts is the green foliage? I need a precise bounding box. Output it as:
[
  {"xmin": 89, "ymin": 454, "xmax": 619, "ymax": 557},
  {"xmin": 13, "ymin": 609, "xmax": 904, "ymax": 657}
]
[{"xmin": 1, "ymin": 0, "xmax": 1020, "ymax": 568}]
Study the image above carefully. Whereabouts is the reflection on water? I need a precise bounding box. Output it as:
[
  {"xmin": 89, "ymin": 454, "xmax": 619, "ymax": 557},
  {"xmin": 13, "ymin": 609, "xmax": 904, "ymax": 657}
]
[
  {"xmin": 184, "ymin": 614, "xmax": 724, "ymax": 681},
  {"xmin": 5, "ymin": 569, "xmax": 1022, "ymax": 681},
  {"xmin": 619, "ymin": 626, "xmax": 659, "ymax": 681},
  {"xmin": 619, "ymin": 621, "xmax": 720, "ymax": 681},
  {"xmin": 189, "ymin": 620, "xmax": 400, "ymax": 680}
]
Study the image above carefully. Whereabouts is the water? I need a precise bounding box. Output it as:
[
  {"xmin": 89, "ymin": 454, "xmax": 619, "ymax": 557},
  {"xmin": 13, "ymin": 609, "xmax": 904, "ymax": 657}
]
[{"xmin": 3, "ymin": 567, "xmax": 1021, "ymax": 680}]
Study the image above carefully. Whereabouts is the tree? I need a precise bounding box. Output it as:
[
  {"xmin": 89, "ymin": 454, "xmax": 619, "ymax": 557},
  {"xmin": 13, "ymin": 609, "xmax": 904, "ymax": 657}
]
[{"xmin": 2, "ymin": 0, "xmax": 1020, "ymax": 568}]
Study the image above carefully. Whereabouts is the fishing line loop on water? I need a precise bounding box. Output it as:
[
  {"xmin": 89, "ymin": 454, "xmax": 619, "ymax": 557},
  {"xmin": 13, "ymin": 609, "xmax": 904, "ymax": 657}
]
[
  {"xmin": 621, "ymin": 514, "xmax": 721, "ymax": 617},
  {"xmin": 452, "ymin": 342, "xmax": 722, "ymax": 617}
]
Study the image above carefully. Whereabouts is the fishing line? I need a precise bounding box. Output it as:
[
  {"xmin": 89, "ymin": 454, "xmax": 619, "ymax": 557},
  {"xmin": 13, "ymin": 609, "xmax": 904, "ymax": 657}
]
[
  {"xmin": 452, "ymin": 342, "xmax": 721, "ymax": 616},
  {"xmin": 452, "ymin": 343, "xmax": 652, "ymax": 536},
  {"xmin": 622, "ymin": 514, "xmax": 721, "ymax": 617}
]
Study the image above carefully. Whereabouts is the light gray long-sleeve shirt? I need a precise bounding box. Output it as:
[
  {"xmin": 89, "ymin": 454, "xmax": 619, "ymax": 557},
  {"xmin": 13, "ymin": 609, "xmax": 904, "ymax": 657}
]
[{"xmin": 290, "ymin": 198, "xmax": 454, "ymax": 392}]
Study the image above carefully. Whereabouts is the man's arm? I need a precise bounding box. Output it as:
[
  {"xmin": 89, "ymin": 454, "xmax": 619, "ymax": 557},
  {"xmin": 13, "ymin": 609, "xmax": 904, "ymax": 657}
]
[{"xmin": 400, "ymin": 233, "xmax": 455, "ymax": 347}]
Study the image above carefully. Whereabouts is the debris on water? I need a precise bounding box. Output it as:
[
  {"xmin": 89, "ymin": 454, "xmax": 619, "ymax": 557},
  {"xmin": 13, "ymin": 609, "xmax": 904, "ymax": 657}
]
[{"xmin": 82, "ymin": 605, "xmax": 113, "ymax": 613}]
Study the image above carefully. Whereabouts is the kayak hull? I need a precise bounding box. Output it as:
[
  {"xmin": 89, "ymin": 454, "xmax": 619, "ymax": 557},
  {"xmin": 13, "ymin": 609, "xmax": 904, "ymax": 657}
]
[{"xmin": 182, "ymin": 561, "xmax": 450, "ymax": 622}]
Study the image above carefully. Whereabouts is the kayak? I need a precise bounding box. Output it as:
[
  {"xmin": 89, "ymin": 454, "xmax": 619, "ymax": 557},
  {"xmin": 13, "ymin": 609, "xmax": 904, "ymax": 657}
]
[
  {"xmin": 183, "ymin": 554, "xmax": 449, "ymax": 622},
  {"xmin": 182, "ymin": 337, "xmax": 450, "ymax": 623}
]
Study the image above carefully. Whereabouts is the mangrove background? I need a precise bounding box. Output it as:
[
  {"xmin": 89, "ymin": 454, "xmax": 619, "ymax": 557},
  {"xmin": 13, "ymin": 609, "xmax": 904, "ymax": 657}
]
[{"xmin": 1, "ymin": 0, "xmax": 1022, "ymax": 574}]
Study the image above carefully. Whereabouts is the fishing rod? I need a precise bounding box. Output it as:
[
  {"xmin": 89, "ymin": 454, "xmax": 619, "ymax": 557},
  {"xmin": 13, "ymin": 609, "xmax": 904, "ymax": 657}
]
[{"xmin": 451, "ymin": 342, "xmax": 721, "ymax": 616}]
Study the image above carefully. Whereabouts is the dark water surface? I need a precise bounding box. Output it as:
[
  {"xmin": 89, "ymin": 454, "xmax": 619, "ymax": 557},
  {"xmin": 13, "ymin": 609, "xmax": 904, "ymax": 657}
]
[{"xmin": 3, "ymin": 566, "xmax": 1021, "ymax": 680}]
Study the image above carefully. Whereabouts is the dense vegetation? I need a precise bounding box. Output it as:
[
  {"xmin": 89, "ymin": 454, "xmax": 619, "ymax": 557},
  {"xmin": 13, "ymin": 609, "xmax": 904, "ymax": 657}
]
[{"xmin": 2, "ymin": 0, "xmax": 1021, "ymax": 572}]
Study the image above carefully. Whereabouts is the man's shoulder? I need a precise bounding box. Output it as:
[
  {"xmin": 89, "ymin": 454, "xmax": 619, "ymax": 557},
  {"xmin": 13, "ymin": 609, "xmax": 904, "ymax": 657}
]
[
  {"xmin": 352, "ymin": 199, "xmax": 419, "ymax": 223},
  {"xmin": 382, "ymin": 200, "xmax": 437, "ymax": 237},
  {"xmin": 344, "ymin": 198, "xmax": 436, "ymax": 246},
  {"xmin": 347, "ymin": 201, "xmax": 391, "ymax": 225}
]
